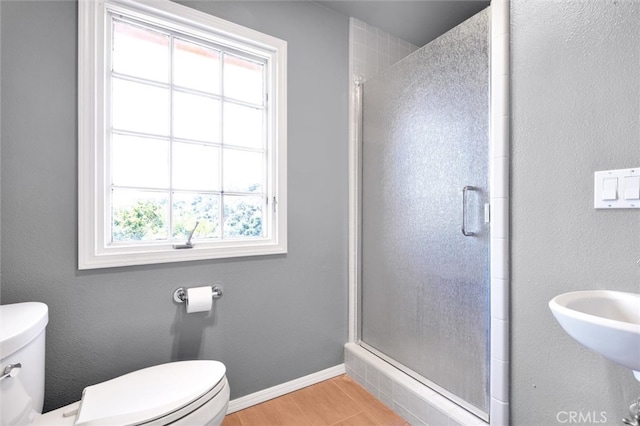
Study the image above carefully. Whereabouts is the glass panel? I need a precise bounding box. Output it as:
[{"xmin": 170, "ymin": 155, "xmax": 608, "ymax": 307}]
[
  {"xmin": 223, "ymin": 54, "xmax": 264, "ymax": 105},
  {"xmin": 173, "ymin": 91, "xmax": 220, "ymax": 142},
  {"xmin": 174, "ymin": 38, "xmax": 220, "ymax": 94},
  {"xmin": 223, "ymin": 102, "xmax": 264, "ymax": 149},
  {"xmin": 172, "ymin": 192, "xmax": 220, "ymax": 239},
  {"xmin": 111, "ymin": 189, "xmax": 169, "ymax": 242},
  {"xmin": 360, "ymin": 9, "xmax": 489, "ymax": 415},
  {"xmin": 112, "ymin": 19, "xmax": 169, "ymax": 83},
  {"xmin": 222, "ymin": 149, "xmax": 263, "ymax": 193},
  {"xmin": 172, "ymin": 142, "xmax": 220, "ymax": 191},
  {"xmin": 112, "ymin": 134, "xmax": 169, "ymax": 188},
  {"xmin": 112, "ymin": 78, "xmax": 169, "ymax": 135},
  {"xmin": 223, "ymin": 195, "xmax": 263, "ymax": 238}
]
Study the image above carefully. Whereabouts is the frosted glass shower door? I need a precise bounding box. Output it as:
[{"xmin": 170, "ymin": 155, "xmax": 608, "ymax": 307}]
[{"xmin": 360, "ymin": 9, "xmax": 490, "ymax": 416}]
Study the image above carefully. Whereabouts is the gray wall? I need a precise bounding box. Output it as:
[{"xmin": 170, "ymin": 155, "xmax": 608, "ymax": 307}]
[
  {"xmin": 0, "ymin": 0, "xmax": 349, "ymax": 411},
  {"xmin": 0, "ymin": 0, "xmax": 2, "ymax": 287},
  {"xmin": 4, "ymin": 0, "xmax": 640, "ymax": 421},
  {"xmin": 511, "ymin": 0, "xmax": 640, "ymax": 424}
]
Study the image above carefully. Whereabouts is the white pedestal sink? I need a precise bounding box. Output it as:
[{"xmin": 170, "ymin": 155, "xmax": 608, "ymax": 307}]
[{"xmin": 549, "ymin": 290, "xmax": 640, "ymax": 381}]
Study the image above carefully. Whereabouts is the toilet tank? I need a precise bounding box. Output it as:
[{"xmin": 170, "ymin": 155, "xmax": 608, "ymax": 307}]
[{"xmin": 0, "ymin": 302, "xmax": 49, "ymax": 425}]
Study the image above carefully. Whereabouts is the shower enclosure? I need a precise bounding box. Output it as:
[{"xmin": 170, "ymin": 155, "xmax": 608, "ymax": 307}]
[{"xmin": 358, "ymin": 9, "xmax": 490, "ymax": 419}]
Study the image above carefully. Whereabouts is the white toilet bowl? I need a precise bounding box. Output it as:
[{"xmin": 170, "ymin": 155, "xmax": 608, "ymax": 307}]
[
  {"xmin": 36, "ymin": 361, "xmax": 230, "ymax": 426},
  {"xmin": 0, "ymin": 302, "xmax": 230, "ymax": 426}
]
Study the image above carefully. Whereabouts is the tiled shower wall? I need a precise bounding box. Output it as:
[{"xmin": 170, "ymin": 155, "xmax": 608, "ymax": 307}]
[
  {"xmin": 346, "ymin": 19, "xmax": 419, "ymax": 344},
  {"xmin": 346, "ymin": 20, "xmax": 418, "ymax": 340},
  {"xmin": 349, "ymin": 18, "xmax": 419, "ymax": 84}
]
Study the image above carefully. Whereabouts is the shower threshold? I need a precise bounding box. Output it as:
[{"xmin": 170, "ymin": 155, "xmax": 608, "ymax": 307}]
[{"xmin": 344, "ymin": 343, "xmax": 488, "ymax": 426}]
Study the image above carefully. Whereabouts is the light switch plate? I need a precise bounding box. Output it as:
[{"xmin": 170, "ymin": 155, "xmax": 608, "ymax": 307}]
[{"xmin": 594, "ymin": 167, "xmax": 640, "ymax": 209}]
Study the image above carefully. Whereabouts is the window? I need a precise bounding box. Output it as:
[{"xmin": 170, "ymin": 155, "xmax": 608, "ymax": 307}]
[{"xmin": 79, "ymin": 0, "xmax": 287, "ymax": 269}]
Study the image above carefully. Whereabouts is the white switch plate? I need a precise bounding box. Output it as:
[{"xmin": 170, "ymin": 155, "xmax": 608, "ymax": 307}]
[{"xmin": 594, "ymin": 167, "xmax": 640, "ymax": 209}]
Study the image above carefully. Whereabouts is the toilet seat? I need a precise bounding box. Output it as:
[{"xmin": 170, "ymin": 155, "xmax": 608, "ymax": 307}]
[{"xmin": 74, "ymin": 361, "xmax": 226, "ymax": 426}]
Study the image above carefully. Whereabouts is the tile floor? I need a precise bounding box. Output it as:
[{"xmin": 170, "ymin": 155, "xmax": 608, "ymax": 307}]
[{"xmin": 222, "ymin": 374, "xmax": 408, "ymax": 426}]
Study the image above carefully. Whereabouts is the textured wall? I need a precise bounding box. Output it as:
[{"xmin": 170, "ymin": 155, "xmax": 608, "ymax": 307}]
[
  {"xmin": 0, "ymin": 0, "xmax": 348, "ymax": 411},
  {"xmin": 511, "ymin": 0, "xmax": 640, "ymax": 424}
]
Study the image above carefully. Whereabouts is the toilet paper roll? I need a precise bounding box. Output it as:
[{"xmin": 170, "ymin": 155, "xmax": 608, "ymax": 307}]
[{"xmin": 186, "ymin": 286, "xmax": 213, "ymax": 313}]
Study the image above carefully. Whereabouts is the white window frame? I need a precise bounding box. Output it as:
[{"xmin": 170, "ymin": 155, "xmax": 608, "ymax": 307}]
[{"xmin": 78, "ymin": 0, "xmax": 287, "ymax": 269}]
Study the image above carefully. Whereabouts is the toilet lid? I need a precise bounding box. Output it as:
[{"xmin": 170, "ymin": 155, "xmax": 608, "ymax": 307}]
[{"xmin": 74, "ymin": 360, "xmax": 226, "ymax": 426}]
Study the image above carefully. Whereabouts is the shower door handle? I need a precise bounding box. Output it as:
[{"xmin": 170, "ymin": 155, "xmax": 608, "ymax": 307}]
[{"xmin": 462, "ymin": 186, "xmax": 477, "ymax": 236}]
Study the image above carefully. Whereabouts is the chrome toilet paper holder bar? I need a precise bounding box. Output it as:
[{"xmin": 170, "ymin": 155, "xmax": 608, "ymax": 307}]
[{"xmin": 173, "ymin": 285, "xmax": 224, "ymax": 304}]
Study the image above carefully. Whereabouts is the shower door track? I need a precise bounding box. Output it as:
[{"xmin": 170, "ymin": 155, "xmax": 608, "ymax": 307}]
[{"xmin": 358, "ymin": 341, "xmax": 489, "ymax": 421}]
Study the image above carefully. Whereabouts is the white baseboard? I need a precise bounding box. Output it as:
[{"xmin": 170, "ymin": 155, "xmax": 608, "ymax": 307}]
[{"xmin": 226, "ymin": 364, "xmax": 346, "ymax": 414}]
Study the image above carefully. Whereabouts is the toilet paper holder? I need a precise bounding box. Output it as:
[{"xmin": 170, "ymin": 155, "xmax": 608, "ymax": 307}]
[{"xmin": 173, "ymin": 285, "xmax": 224, "ymax": 304}]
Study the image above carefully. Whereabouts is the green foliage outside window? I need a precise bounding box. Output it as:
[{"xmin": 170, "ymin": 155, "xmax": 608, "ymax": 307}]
[
  {"xmin": 113, "ymin": 199, "xmax": 166, "ymax": 241},
  {"xmin": 224, "ymin": 201, "xmax": 262, "ymax": 237},
  {"xmin": 112, "ymin": 196, "xmax": 262, "ymax": 242}
]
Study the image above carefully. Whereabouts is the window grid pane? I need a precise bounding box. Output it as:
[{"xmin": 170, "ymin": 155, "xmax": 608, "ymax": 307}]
[
  {"xmin": 222, "ymin": 194, "xmax": 265, "ymax": 239},
  {"xmin": 171, "ymin": 141, "xmax": 221, "ymax": 192},
  {"xmin": 109, "ymin": 14, "xmax": 268, "ymax": 244},
  {"xmin": 223, "ymin": 53, "xmax": 265, "ymax": 106},
  {"xmin": 173, "ymin": 38, "xmax": 221, "ymax": 94},
  {"xmin": 172, "ymin": 192, "xmax": 221, "ymax": 240},
  {"xmin": 112, "ymin": 19, "xmax": 170, "ymax": 83},
  {"xmin": 111, "ymin": 133, "xmax": 170, "ymax": 189},
  {"xmin": 172, "ymin": 90, "xmax": 221, "ymax": 143},
  {"xmin": 111, "ymin": 189, "xmax": 170, "ymax": 243}
]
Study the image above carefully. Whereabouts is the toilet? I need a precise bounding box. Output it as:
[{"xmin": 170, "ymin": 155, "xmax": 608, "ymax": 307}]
[{"xmin": 0, "ymin": 302, "xmax": 230, "ymax": 426}]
